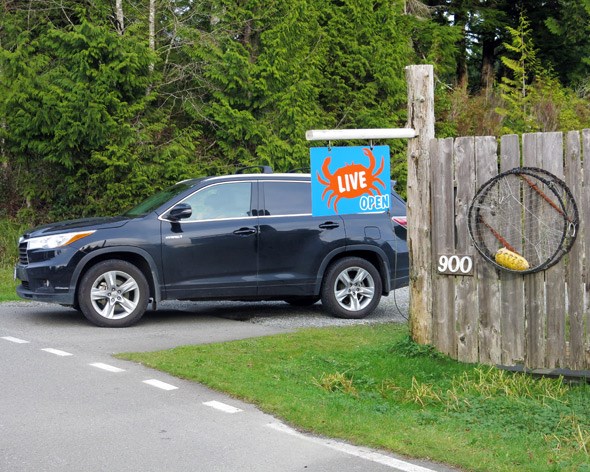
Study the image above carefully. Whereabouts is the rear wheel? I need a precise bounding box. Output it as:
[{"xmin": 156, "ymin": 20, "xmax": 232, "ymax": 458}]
[
  {"xmin": 321, "ymin": 257, "xmax": 382, "ymax": 319},
  {"xmin": 78, "ymin": 260, "xmax": 149, "ymax": 327}
]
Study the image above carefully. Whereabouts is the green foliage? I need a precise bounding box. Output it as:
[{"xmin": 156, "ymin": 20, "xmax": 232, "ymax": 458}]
[
  {"xmin": 0, "ymin": 219, "xmax": 27, "ymax": 267},
  {"xmin": 544, "ymin": 0, "xmax": 590, "ymax": 85},
  {"xmin": 402, "ymin": 1, "xmax": 462, "ymax": 84},
  {"xmin": 190, "ymin": 0, "xmax": 327, "ymax": 172},
  {"xmin": 0, "ymin": 20, "xmax": 154, "ymax": 217},
  {"xmin": 436, "ymin": 85, "xmax": 504, "ymax": 137},
  {"xmin": 0, "ymin": 219, "xmax": 29, "ymax": 302},
  {"xmin": 495, "ymin": 12, "xmax": 590, "ymax": 135},
  {"xmin": 529, "ymin": 73, "xmax": 590, "ymax": 132},
  {"xmin": 190, "ymin": 0, "xmax": 416, "ymax": 172},
  {"xmin": 391, "ymin": 335, "xmax": 448, "ymax": 359}
]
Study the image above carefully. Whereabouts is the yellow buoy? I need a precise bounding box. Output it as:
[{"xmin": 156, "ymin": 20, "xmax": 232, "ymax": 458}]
[{"xmin": 495, "ymin": 248, "xmax": 530, "ymax": 271}]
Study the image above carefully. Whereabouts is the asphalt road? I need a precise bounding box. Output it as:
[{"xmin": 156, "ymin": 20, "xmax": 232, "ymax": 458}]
[{"xmin": 0, "ymin": 293, "xmax": 455, "ymax": 472}]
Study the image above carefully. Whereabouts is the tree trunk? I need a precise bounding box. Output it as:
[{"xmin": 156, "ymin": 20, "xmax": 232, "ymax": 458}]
[
  {"xmin": 480, "ymin": 34, "xmax": 497, "ymax": 92},
  {"xmin": 454, "ymin": 6, "xmax": 469, "ymax": 88},
  {"xmin": 149, "ymin": 0, "xmax": 155, "ymax": 73},
  {"xmin": 115, "ymin": 0, "xmax": 124, "ymax": 35}
]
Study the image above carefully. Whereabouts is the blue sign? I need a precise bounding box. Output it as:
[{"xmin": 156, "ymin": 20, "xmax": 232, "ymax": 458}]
[{"xmin": 310, "ymin": 145, "xmax": 391, "ymax": 217}]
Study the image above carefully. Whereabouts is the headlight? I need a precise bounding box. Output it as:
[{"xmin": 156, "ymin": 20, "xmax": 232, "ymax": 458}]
[{"xmin": 27, "ymin": 231, "xmax": 96, "ymax": 250}]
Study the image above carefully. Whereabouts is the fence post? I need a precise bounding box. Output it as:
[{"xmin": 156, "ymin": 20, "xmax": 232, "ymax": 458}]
[{"xmin": 406, "ymin": 65, "xmax": 435, "ymax": 344}]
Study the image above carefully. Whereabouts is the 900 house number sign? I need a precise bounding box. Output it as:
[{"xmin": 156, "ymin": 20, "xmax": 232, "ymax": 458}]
[{"xmin": 437, "ymin": 255, "xmax": 474, "ymax": 276}]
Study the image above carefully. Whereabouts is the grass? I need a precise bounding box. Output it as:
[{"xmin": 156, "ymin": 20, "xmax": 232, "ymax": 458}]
[
  {"xmin": 0, "ymin": 268, "xmax": 19, "ymax": 302},
  {"xmin": 0, "ymin": 219, "xmax": 28, "ymax": 301},
  {"xmin": 117, "ymin": 324, "xmax": 590, "ymax": 472}
]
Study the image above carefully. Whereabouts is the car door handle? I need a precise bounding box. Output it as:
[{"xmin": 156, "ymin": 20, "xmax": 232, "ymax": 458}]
[
  {"xmin": 319, "ymin": 221, "xmax": 340, "ymax": 230},
  {"xmin": 233, "ymin": 227, "xmax": 257, "ymax": 236}
]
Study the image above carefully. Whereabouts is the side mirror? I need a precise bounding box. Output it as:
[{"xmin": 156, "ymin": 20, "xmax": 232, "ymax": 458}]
[{"xmin": 166, "ymin": 203, "xmax": 192, "ymax": 221}]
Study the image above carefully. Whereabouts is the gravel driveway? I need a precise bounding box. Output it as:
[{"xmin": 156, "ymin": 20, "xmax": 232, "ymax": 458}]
[
  {"xmin": 2, "ymin": 286, "xmax": 409, "ymax": 330},
  {"xmin": 161, "ymin": 286, "xmax": 410, "ymax": 329}
]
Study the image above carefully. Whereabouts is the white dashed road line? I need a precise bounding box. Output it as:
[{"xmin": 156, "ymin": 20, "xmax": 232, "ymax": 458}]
[
  {"xmin": 1, "ymin": 336, "xmax": 30, "ymax": 344},
  {"xmin": 203, "ymin": 400, "xmax": 243, "ymax": 414},
  {"xmin": 41, "ymin": 348, "xmax": 73, "ymax": 357},
  {"xmin": 142, "ymin": 379, "xmax": 179, "ymax": 391},
  {"xmin": 266, "ymin": 422, "xmax": 437, "ymax": 472},
  {"xmin": 3, "ymin": 336, "xmax": 179, "ymax": 393},
  {"xmin": 89, "ymin": 362, "xmax": 126, "ymax": 373}
]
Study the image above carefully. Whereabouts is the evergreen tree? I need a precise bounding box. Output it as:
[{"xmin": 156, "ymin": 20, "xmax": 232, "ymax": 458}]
[
  {"xmin": 0, "ymin": 18, "xmax": 154, "ymax": 217},
  {"xmin": 544, "ymin": 0, "xmax": 590, "ymax": 85},
  {"xmin": 184, "ymin": 0, "xmax": 426, "ymax": 174},
  {"xmin": 496, "ymin": 13, "xmax": 539, "ymax": 133},
  {"xmin": 426, "ymin": 0, "xmax": 518, "ymax": 88}
]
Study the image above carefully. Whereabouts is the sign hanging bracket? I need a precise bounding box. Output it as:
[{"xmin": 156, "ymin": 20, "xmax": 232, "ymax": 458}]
[{"xmin": 306, "ymin": 128, "xmax": 416, "ymax": 142}]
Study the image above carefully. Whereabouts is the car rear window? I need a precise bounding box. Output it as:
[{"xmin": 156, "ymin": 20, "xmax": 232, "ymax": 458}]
[
  {"xmin": 263, "ymin": 181, "xmax": 311, "ymax": 216},
  {"xmin": 390, "ymin": 192, "xmax": 406, "ymax": 216}
]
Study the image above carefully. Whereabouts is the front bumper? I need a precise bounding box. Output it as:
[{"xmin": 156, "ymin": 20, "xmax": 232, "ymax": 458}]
[
  {"xmin": 14, "ymin": 248, "xmax": 80, "ymax": 306},
  {"xmin": 16, "ymin": 283, "xmax": 74, "ymax": 305}
]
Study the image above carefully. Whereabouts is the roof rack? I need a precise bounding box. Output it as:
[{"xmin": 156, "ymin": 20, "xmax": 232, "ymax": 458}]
[
  {"xmin": 287, "ymin": 167, "xmax": 310, "ymax": 173},
  {"xmin": 235, "ymin": 165, "xmax": 274, "ymax": 174}
]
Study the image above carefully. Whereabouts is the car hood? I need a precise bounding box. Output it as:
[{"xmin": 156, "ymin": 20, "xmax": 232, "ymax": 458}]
[{"xmin": 23, "ymin": 216, "xmax": 131, "ymax": 239}]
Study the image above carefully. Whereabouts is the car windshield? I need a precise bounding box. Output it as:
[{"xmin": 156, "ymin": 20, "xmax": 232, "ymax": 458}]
[{"xmin": 123, "ymin": 181, "xmax": 197, "ymax": 217}]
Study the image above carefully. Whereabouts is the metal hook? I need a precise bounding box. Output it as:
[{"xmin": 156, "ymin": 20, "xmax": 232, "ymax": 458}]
[
  {"xmin": 568, "ymin": 221, "xmax": 576, "ymax": 238},
  {"xmin": 328, "ymin": 140, "xmax": 332, "ymax": 152}
]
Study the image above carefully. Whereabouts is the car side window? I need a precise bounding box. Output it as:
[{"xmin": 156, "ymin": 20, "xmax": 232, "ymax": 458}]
[
  {"xmin": 263, "ymin": 182, "xmax": 311, "ymax": 216},
  {"xmin": 183, "ymin": 182, "xmax": 252, "ymax": 221}
]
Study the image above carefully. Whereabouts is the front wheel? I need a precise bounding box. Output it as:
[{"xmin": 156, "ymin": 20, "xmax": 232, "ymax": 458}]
[
  {"xmin": 78, "ymin": 260, "xmax": 149, "ymax": 327},
  {"xmin": 321, "ymin": 257, "xmax": 382, "ymax": 319}
]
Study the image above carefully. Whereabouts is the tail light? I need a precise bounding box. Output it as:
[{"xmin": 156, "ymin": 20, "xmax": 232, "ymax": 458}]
[{"xmin": 392, "ymin": 216, "xmax": 407, "ymax": 228}]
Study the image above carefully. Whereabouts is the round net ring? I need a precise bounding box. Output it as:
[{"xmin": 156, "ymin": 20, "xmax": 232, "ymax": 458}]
[{"xmin": 468, "ymin": 167, "xmax": 579, "ymax": 274}]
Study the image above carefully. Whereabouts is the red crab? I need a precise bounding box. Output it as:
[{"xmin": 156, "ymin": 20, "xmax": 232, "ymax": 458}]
[{"xmin": 316, "ymin": 148, "xmax": 385, "ymax": 213}]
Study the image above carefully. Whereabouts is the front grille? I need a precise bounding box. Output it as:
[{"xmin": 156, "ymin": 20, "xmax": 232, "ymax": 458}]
[{"xmin": 19, "ymin": 242, "xmax": 28, "ymax": 265}]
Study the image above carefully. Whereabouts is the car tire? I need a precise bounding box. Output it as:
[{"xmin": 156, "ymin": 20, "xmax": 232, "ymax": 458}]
[
  {"xmin": 283, "ymin": 297, "xmax": 320, "ymax": 307},
  {"xmin": 78, "ymin": 260, "xmax": 149, "ymax": 327},
  {"xmin": 321, "ymin": 257, "xmax": 382, "ymax": 319}
]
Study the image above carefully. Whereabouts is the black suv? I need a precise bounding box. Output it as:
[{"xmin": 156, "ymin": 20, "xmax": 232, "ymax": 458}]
[{"xmin": 15, "ymin": 171, "xmax": 409, "ymax": 327}]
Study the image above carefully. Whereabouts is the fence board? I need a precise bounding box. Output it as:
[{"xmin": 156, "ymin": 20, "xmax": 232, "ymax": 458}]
[
  {"xmin": 475, "ymin": 137, "xmax": 501, "ymax": 364},
  {"xmin": 543, "ymin": 132, "xmax": 566, "ymax": 368},
  {"xmin": 565, "ymin": 131, "xmax": 584, "ymax": 369},
  {"xmin": 583, "ymin": 129, "xmax": 590, "ymax": 366},
  {"xmin": 454, "ymin": 137, "xmax": 479, "ymax": 363},
  {"xmin": 431, "ymin": 138, "xmax": 456, "ymax": 356},
  {"xmin": 522, "ymin": 133, "xmax": 546, "ymax": 368},
  {"xmin": 499, "ymin": 135, "xmax": 525, "ymax": 365}
]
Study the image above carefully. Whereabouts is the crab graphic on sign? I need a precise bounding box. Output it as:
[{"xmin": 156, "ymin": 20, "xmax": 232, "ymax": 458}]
[{"xmin": 310, "ymin": 145, "xmax": 391, "ymax": 217}]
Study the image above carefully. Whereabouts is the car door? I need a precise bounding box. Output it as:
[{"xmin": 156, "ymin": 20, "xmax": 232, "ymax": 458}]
[
  {"xmin": 160, "ymin": 181, "xmax": 259, "ymax": 299},
  {"xmin": 257, "ymin": 180, "xmax": 346, "ymax": 297}
]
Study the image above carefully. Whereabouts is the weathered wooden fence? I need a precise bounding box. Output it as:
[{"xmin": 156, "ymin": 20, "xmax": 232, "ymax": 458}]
[{"xmin": 425, "ymin": 131, "xmax": 590, "ymax": 370}]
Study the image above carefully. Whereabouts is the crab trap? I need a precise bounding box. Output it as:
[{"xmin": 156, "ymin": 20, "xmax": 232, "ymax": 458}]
[{"xmin": 468, "ymin": 167, "xmax": 579, "ymax": 274}]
